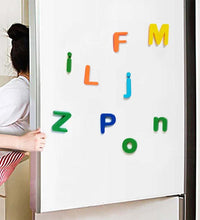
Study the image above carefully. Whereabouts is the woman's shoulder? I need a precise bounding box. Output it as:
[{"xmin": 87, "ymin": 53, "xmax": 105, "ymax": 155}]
[
  {"xmin": 0, "ymin": 76, "xmax": 29, "ymax": 94},
  {"xmin": 0, "ymin": 76, "xmax": 29, "ymax": 103},
  {"xmin": 3, "ymin": 76, "xmax": 29, "ymax": 89}
]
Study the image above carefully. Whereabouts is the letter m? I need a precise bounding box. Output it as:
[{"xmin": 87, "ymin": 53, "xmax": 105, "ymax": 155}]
[{"xmin": 149, "ymin": 24, "xmax": 169, "ymax": 46}]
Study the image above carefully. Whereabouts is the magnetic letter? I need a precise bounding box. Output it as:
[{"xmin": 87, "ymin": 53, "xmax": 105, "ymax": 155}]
[
  {"xmin": 100, "ymin": 113, "xmax": 116, "ymax": 134},
  {"xmin": 84, "ymin": 65, "xmax": 99, "ymax": 85},
  {"xmin": 124, "ymin": 72, "xmax": 132, "ymax": 99},
  {"xmin": 67, "ymin": 52, "xmax": 72, "ymax": 73},
  {"xmin": 153, "ymin": 117, "xmax": 168, "ymax": 132},
  {"xmin": 148, "ymin": 24, "xmax": 169, "ymax": 46},
  {"xmin": 52, "ymin": 111, "xmax": 72, "ymax": 133},
  {"xmin": 122, "ymin": 138, "xmax": 137, "ymax": 154},
  {"xmin": 113, "ymin": 32, "xmax": 128, "ymax": 52}
]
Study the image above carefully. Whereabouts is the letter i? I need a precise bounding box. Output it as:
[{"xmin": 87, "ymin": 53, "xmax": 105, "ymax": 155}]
[
  {"xmin": 124, "ymin": 72, "xmax": 131, "ymax": 98},
  {"xmin": 67, "ymin": 52, "xmax": 72, "ymax": 73}
]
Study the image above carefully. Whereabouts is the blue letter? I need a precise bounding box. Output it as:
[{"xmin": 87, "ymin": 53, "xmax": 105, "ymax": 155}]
[
  {"xmin": 124, "ymin": 72, "xmax": 131, "ymax": 99},
  {"xmin": 100, "ymin": 113, "xmax": 116, "ymax": 134}
]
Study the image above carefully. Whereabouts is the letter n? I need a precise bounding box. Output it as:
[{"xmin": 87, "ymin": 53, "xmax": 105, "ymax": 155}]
[{"xmin": 153, "ymin": 117, "xmax": 168, "ymax": 132}]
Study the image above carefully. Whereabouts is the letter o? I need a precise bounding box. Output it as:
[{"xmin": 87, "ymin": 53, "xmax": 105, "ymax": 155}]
[{"xmin": 122, "ymin": 138, "xmax": 137, "ymax": 154}]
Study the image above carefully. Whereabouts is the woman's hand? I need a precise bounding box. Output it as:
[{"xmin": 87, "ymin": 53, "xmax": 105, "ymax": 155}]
[{"xmin": 18, "ymin": 128, "xmax": 46, "ymax": 152}]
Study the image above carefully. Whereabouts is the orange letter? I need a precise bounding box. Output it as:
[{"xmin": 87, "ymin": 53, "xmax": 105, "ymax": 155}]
[
  {"xmin": 113, "ymin": 32, "xmax": 128, "ymax": 52},
  {"xmin": 84, "ymin": 65, "xmax": 99, "ymax": 85}
]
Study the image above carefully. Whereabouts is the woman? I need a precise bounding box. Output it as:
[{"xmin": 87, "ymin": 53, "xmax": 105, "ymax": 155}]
[
  {"xmin": 0, "ymin": 129, "xmax": 45, "ymax": 152},
  {"xmin": 0, "ymin": 23, "xmax": 45, "ymax": 185}
]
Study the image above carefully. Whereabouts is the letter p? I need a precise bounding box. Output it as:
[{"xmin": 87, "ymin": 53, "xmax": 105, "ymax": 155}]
[{"xmin": 100, "ymin": 113, "xmax": 116, "ymax": 134}]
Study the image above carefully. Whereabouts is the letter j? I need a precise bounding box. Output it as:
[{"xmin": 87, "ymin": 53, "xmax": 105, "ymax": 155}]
[{"xmin": 124, "ymin": 72, "xmax": 132, "ymax": 99}]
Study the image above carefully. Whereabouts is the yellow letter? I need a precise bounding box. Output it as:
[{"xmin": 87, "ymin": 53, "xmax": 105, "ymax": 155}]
[{"xmin": 148, "ymin": 24, "xmax": 169, "ymax": 46}]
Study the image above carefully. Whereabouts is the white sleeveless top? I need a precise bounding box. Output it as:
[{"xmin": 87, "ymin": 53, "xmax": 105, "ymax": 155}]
[{"xmin": 0, "ymin": 76, "xmax": 30, "ymax": 157}]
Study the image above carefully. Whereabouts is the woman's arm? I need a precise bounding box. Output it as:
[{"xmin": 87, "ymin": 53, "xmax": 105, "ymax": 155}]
[{"xmin": 0, "ymin": 129, "xmax": 46, "ymax": 152}]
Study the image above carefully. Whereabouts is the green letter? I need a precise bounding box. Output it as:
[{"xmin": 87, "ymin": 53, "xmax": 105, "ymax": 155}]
[
  {"xmin": 122, "ymin": 138, "xmax": 137, "ymax": 154},
  {"xmin": 52, "ymin": 111, "xmax": 72, "ymax": 133},
  {"xmin": 153, "ymin": 117, "xmax": 168, "ymax": 132}
]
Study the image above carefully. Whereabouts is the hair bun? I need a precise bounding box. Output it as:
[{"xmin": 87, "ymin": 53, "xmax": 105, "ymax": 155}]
[{"xmin": 7, "ymin": 23, "xmax": 29, "ymax": 41}]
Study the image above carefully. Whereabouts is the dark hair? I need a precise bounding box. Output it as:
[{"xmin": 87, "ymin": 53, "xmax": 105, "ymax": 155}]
[{"xmin": 7, "ymin": 23, "xmax": 29, "ymax": 74}]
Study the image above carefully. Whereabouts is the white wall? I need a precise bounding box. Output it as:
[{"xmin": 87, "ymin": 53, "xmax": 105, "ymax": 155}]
[
  {"xmin": 22, "ymin": 0, "xmax": 29, "ymax": 25},
  {"xmin": 0, "ymin": 0, "xmax": 22, "ymax": 77}
]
